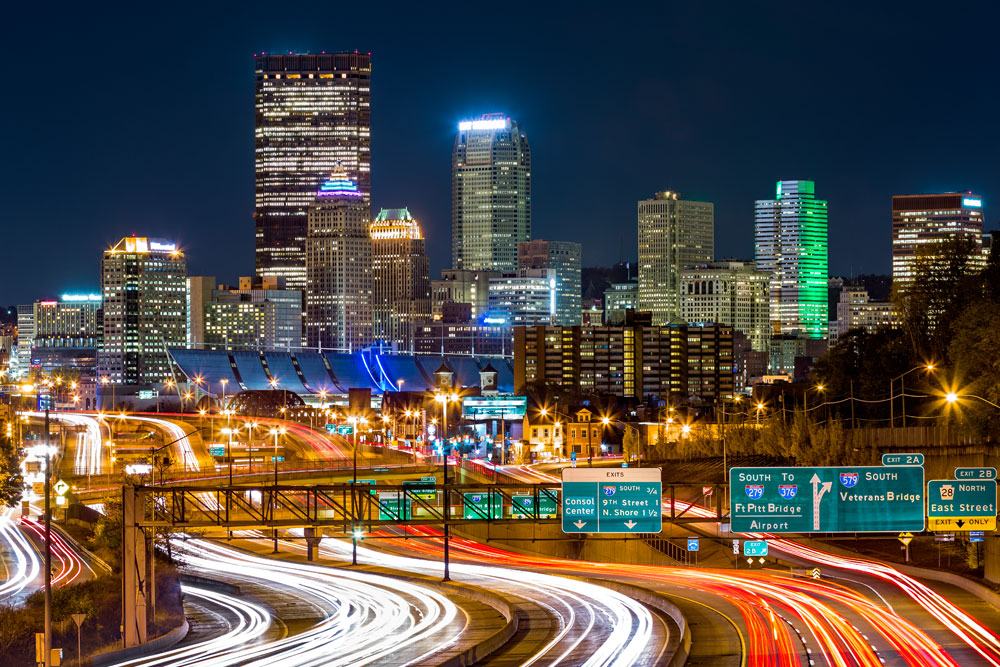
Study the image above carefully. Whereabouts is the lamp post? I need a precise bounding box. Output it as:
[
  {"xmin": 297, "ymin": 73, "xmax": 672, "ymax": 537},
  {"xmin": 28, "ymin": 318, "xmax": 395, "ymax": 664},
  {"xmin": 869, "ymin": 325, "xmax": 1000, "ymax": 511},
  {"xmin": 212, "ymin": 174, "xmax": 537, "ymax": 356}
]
[
  {"xmin": 220, "ymin": 378, "xmax": 229, "ymax": 416},
  {"xmin": 222, "ymin": 424, "xmax": 239, "ymax": 486},
  {"xmin": 945, "ymin": 392, "xmax": 1000, "ymax": 410},
  {"xmin": 434, "ymin": 391, "xmax": 459, "ymax": 581},
  {"xmin": 270, "ymin": 426, "xmax": 285, "ymax": 553}
]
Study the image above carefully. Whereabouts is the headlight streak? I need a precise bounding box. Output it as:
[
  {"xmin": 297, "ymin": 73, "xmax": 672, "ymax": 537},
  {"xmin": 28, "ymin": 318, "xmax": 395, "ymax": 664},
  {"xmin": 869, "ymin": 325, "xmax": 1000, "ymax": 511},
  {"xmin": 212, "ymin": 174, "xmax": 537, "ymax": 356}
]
[
  {"xmin": 500, "ymin": 462, "xmax": 968, "ymax": 666},
  {"xmin": 0, "ymin": 509, "xmax": 41, "ymax": 601},
  {"xmin": 149, "ymin": 537, "xmax": 461, "ymax": 666},
  {"xmin": 314, "ymin": 533, "xmax": 654, "ymax": 667},
  {"xmin": 109, "ymin": 585, "xmax": 272, "ymax": 667}
]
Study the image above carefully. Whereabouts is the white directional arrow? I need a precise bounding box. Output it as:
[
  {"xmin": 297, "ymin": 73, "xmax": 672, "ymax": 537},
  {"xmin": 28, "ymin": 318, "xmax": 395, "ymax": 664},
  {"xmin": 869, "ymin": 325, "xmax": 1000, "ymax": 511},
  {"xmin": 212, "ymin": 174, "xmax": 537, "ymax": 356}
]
[
  {"xmin": 811, "ymin": 474, "xmax": 832, "ymax": 531},
  {"xmin": 624, "ymin": 520, "xmax": 637, "ymax": 529},
  {"xmin": 574, "ymin": 520, "xmax": 587, "ymax": 529}
]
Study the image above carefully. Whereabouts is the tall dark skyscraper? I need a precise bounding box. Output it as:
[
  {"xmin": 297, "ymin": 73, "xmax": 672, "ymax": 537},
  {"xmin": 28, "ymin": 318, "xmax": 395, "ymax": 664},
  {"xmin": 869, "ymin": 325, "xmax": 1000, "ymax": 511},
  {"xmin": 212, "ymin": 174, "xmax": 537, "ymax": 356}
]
[
  {"xmin": 254, "ymin": 53, "xmax": 372, "ymax": 291},
  {"xmin": 452, "ymin": 114, "xmax": 531, "ymax": 273}
]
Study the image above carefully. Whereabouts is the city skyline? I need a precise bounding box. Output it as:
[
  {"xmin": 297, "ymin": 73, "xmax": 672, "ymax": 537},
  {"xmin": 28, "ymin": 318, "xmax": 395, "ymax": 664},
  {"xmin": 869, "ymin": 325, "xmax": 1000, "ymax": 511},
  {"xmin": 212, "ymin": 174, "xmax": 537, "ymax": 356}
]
[{"xmin": 3, "ymin": 3, "xmax": 999, "ymax": 306}]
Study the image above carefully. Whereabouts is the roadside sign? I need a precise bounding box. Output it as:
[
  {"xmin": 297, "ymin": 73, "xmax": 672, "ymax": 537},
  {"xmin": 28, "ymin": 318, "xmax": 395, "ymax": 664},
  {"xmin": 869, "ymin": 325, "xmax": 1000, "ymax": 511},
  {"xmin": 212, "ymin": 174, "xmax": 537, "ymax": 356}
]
[
  {"xmin": 373, "ymin": 467, "xmax": 390, "ymax": 473},
  {"xmin": 336, "ymin": 425, "xmax": 354, "ymax": 435},
  {"xmin": 732, "ymin": 539, "xmax": 739, "ymax": 554},
  {"xmin": 730, "ymin": 466, "xmax": 925, "ymax": 533},
  {"xmin": 561, "ymin": 468, "xmax": 662, "ymax": 533},
  {"xmin": 269, "ymin": 456, "xmax": 285, "ymax": 462},
  {"xmin": 898, "ymin": 532, "xmax": 914, "ymax": 546},
  {"xmin": 882, "ymin": 453, "xmax": 924, "ymax": 466},
  {"xmin": 208, "ymin": 445, "xmax": 226, "ymax": 457},
  {"xmin": 744, "ymin": 540, "xmax": 768, "ymax": 556},
  {"xmin": 955, "ymin": 467, "xmax": 997, "ymax": 481},
  {"xmin": 927, "ymin": 479, "xmax": 997, "ymax": 531},
  {"xmin": 463, "ymin": 492, "xmax": 503, "ymax": 519},
  {"xmin": 810, "ymin": 568, "xmax": 821, "ymax": 579},
  {"xmin": 54, "ymin": 480, "xmax": 69, "ymax": 496},
  {"xmin": 511, "ymin": 490, "xmax": 559, "ymax": 518},
  {"xmin": 377, "ymin": 491, "xmax": 411, "ymax": 520},
  {"xmin": 703, "ymin": 486, "xmax": 714, "ymax": 496},
  {"xmin": 687, "ymin": 538, "xmax": 699, "ymax": 552},
  {"xmin": 356, "ymin": 479, "xmax": 377, "ymax": 495}
]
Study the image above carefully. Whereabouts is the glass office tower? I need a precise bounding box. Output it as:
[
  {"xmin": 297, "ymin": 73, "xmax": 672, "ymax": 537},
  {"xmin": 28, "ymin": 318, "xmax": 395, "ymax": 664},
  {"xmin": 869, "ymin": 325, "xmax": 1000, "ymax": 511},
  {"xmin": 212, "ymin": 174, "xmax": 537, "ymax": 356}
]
[{"xmin": 255, "ymin": 53, "xmax": 372, "ymax": 290}]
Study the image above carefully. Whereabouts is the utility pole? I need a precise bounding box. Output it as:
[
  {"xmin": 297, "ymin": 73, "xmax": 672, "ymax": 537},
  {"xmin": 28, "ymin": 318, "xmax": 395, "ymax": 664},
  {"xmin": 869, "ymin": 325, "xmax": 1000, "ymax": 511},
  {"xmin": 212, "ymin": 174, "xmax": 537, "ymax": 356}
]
[{"xmin": 43, "ymin": 395, "xmax": 52, "ymax": 667}]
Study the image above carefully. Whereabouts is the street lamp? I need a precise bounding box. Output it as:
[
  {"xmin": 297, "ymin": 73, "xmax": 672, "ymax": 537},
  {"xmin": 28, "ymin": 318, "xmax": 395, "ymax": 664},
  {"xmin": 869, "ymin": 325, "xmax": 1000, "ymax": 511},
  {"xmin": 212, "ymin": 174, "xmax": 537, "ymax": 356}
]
[
  {"xmin": 221, "ymin": 424, "xmax": 240, "ymax": 485},
  {"xmin": 945, "ymin": 392, "xmax": 1000, "ymax": 409},
  {"xmin": 434, "ymin": 391, "xmax": 461, "ymax": 581},
  {"xmin": 269, "ymin": 425, "xmax": 286, "ymax": 553},
  {"xmin": 755, "ymin": 403, "xmax": 766, "ymax": 424}
]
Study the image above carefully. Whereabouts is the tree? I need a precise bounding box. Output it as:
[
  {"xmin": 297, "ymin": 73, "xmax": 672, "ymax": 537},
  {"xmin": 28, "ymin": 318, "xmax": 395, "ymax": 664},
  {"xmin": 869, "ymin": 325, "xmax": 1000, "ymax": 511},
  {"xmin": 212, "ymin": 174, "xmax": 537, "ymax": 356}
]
[
  {"xmin": 622, "ymin": 428, "xmax": 639, "ymax": 463},
  {"xmin": 0, "ymin": 432, "xmax": 23, "ymax": 508},
  {"xmin": 894, "ymin": 237, "xmax": 983, "ymax": 358}
]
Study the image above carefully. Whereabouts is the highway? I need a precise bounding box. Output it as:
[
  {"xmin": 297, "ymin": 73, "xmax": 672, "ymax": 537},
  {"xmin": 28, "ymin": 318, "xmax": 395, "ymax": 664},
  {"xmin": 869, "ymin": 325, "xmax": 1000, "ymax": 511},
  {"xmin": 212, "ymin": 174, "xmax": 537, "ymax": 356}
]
[
  {"xmin": 113, "ymin": 536, "xmax": 486, "ymax": 667},
  {"xmin": 263, "ymin": 532, "xmax": 667, "ymax": 666}
]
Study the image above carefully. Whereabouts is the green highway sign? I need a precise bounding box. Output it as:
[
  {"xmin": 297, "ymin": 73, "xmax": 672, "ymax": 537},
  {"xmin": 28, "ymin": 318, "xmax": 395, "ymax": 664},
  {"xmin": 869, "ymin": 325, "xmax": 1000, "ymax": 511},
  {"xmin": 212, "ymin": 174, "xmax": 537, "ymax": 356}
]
[
  {"xmin": 356, "ymin": 479, "xmax": 377, "ymax": 495},
  {"xmin": 402, "ymin": 478, "xmax": 437, "ymax": 500},
  {"xmin": 208, "ymin": 445, "xmax": 226, "ymax": 457},
  {"xmin": 730, "ymin": 466, "xmax": 925, "ymax": 533},
  {"xmin": 562, "ymin": 468, "xmax": 662, "ymax": 533},
  {"xmin": 269, "ymin": 456, "xmax": 285, "ymax": 462},
  {"xmin": 511, "ymin": 490, "xmax": 559, "ymax": 517},
  {"xmin": 373, "ymin": 467, "xmax": 390, "ymax": 473},
  {"xmin": 336, "ymin": 425, "xmax": 354, "ymax": 435},
  {"xmin": 882, "ymin": 453, "xmax": 924, "ymax": 467},
  {"xmin": 743, "ymin": 540, "xmax": 768, "ymax": 556},
  {"xmin": 378, "ymin": 491, "xmax": 411, "ymax": 520},
  {"xmin": 463, "ymin": 491, "xmax": 503, "ymax": 519},
  {"xmin": 955, "ymin": 467, "xmax": 997, "ymax": 481},
  {"xmin": 927, "ymin": 480, "xmax": 997, "ymax": 531}
]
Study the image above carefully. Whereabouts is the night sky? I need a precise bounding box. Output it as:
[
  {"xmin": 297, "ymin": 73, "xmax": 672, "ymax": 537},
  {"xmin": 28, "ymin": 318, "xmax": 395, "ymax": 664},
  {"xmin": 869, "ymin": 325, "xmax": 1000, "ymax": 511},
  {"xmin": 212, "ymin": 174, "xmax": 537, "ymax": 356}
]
[{"xmin": 3, "ymin": 2, "xmax": 998, "ymax": 304}]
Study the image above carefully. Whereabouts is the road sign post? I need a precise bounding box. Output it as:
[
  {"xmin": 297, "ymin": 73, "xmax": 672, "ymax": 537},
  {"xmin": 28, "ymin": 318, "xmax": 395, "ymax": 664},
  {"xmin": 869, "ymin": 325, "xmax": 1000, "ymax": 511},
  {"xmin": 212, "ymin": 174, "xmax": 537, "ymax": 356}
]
[
  {"xmin": 927, "ymin": 480, "xmax": 997, "ymax": 531},
  {"xmin": 561, "ymin": 468, "xmax": 661, "ymax": 533},
  {"xmin": 730, "ymin": 466, "xmax": 925, "ymax": 533}
]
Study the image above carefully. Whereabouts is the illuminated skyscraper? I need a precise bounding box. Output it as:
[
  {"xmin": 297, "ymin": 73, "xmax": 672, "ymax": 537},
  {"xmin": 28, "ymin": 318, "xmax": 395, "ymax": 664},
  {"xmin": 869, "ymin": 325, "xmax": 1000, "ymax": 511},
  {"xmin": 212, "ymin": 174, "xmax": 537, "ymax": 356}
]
[
  {"xmin": 754, "ymin": 180, "xmax": 828, "ymax": 339},
  {"xmin": 255, "ymin": 53, "xmax": 372, "ymax": 290},
  {"xmin": 518, "ymin": 240, "xmax": 582, "ymax": 326},
  {"xmin": 305, "ymin": 170, "xmax": 372, "ymax": 351},
  {"xmin": 891, "ymin": 192, "xmax": 984, "ymax": 286},
  {"xmin": 98, "ymin": 238, "xmax": 187, "ymax": 386},
  {"xmin": 637, "ymin": 191, "xmax": 714, "ymax": 325},
  {"xmin": 452, "ymin": 114, "xmax": 531, "ymax": 272},
  {"xmin": 370, "ymin": 208, "xmax": 431, "ymax": 351}
]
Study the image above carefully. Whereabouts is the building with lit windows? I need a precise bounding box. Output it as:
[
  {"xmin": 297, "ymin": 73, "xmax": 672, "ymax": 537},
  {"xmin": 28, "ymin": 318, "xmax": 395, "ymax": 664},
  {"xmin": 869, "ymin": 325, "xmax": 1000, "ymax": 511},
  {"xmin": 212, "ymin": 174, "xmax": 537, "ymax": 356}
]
[
  {"xmin": 515, "ymin": 318, "xmax": 733, "ymax": 403},
  {"xmin": 305, "ymin": 170, "xmax": 373, "ymax": 351},
  {"xmin": 637, "ymin": 191, "xmax": 714, "ymax": 324},
  {"xmin": 488, "ymin": 269, "xmax": 555, "ymax": 326},
  {"xmin": 755, "ymin": 180, "xmax": 828, "ymax": 339},
  {"xmin": 518, "ymin": 240, "xmax": 582, "ymax": 326},
  {"xmin": 188, "ymin": 276, "xmax": 302, "ymax": 351},
  {"xmin": 891, "ymin": 192, "xmax": 984, "ymax": 286},
  {"xmin": 452, "ymin": 114, "xmax": 531, "ymax": 273},
  {"xmin": 679, "ymin": 261, "xmax": 770, "ymax": 352},
  {"xmin": 98, "ymin": 237, "xmax": 187, "ymax": 386},
  {"xmin": 370, "ymin": 208, "xmax": 431, "ymax": 351},
  {"xmin": 254, "ymin": 53, "xmax": 372, "ymax": 290},
  {"xmin": 431, "ymin": 269, "xmax": 498, "ymax": 320},
  {"xmin": 831, "ymin": 286, "xmax": 896, "ymax": 345},
  {"xmin": 14, "ymin": 294, "xmax": 102, "ymax": 377},
  {"xmin": 13, "ymin": 305, "xmax": 34, "ymax": 377},
  {"xmin": 604, "ymin": 282, "xmax": 638, "ymax": 325}
]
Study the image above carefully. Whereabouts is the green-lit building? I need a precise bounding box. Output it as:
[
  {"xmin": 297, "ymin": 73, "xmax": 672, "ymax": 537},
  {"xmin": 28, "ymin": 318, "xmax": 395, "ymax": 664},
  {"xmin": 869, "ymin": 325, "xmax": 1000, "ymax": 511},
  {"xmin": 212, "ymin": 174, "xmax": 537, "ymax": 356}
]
[{"xmin": 754, "ymin": 180, "xmax": 828, "ymax": 340}]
